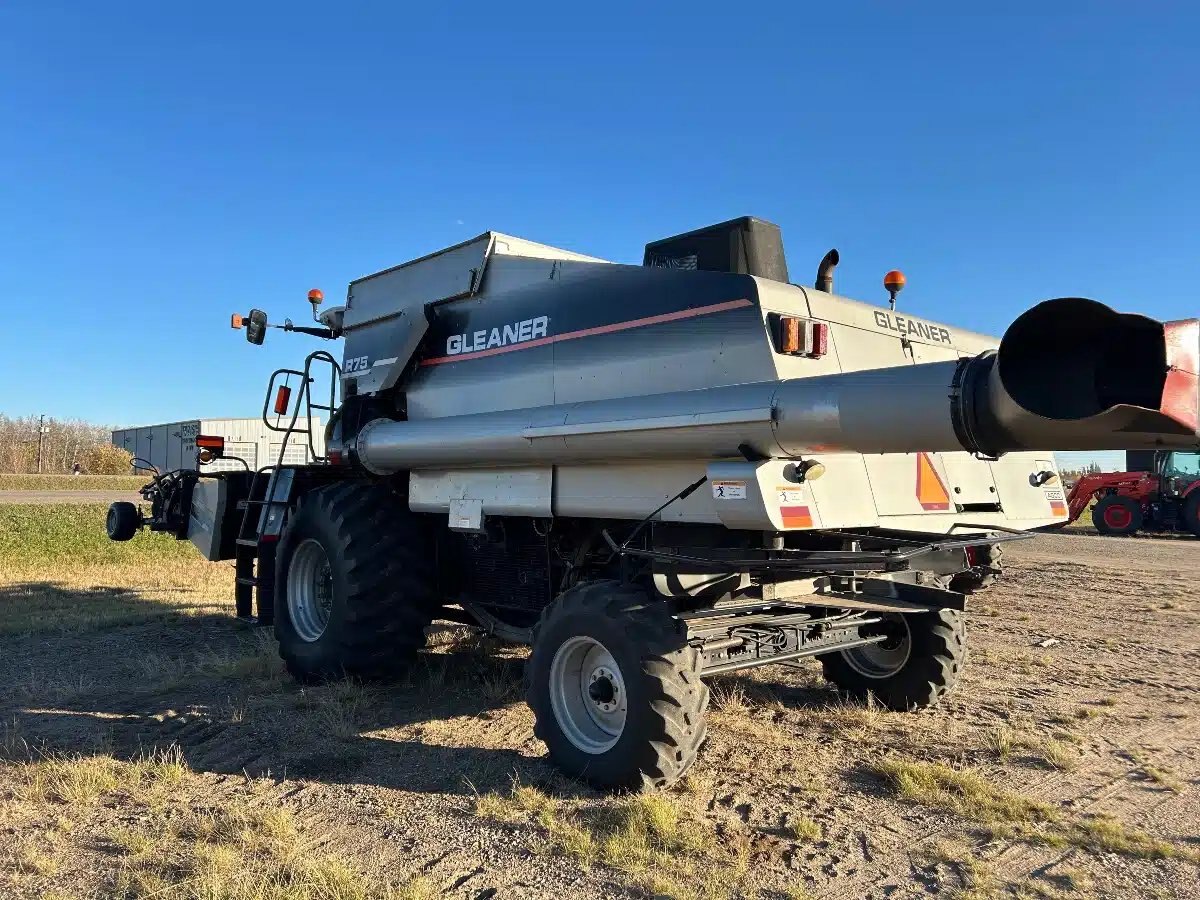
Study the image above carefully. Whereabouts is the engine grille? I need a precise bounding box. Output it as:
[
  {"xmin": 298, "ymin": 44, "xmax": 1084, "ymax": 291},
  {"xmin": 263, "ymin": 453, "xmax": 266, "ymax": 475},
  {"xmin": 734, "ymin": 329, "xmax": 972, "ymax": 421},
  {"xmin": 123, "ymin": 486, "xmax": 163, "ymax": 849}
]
[{"xmin": 442, "ymin": 525, "xmax": 552, "ymax": 612}]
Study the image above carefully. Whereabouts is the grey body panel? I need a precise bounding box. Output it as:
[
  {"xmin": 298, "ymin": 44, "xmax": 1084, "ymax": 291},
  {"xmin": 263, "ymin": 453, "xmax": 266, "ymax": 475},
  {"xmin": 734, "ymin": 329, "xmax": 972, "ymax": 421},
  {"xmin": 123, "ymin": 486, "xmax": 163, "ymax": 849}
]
[
  {"xmin": 342, "ymin": 233, "xmax": 607, "ymax": 397},
  {"xmin": 186, "ymin": 478, "xmax": 229, "ymax": 562},
  {"xmin": 327, "ymin": 229, "xmax": 1199, "ymax": 536}
]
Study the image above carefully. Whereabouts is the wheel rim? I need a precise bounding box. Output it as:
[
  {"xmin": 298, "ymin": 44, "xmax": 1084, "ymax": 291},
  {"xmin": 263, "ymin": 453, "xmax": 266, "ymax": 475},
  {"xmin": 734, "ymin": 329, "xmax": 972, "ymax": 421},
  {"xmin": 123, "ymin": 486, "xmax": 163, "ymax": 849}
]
[
  {"xmin": 841, "ymin": 614, "xmax": 912, "ymax": 679},
  {"xmin": 1104, "ymin": 505, "xmax": 1131, "ymax": 528},
  {"xmin": 548, "ymin": 636, "xmax": 627, "ymax": 754},
  {"xmin": 287, "ymin": 539, "xmax": 333, "ymax": 642}
]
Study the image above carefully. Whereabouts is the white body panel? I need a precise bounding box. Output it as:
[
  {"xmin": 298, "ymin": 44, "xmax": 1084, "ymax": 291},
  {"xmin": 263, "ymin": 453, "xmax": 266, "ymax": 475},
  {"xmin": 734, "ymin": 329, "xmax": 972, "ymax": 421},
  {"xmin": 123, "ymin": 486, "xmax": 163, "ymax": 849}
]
[{"xmin": 111, "ymin": 418, "xmax": 324, "ymax": 474}]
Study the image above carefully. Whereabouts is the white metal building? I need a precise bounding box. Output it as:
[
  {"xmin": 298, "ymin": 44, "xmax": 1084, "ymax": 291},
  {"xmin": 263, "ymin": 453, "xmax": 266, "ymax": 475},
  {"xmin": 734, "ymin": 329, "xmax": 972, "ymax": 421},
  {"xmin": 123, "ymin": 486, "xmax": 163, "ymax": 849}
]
[{"xmin": 111, "ymin": 417, "xmax": 325, "ymax": 474}]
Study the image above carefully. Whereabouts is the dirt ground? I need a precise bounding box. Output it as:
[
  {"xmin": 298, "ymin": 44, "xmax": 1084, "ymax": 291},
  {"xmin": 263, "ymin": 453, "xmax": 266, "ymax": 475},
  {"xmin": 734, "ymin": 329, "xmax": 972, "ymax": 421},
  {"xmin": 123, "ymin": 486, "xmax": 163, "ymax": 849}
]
[{"xmin": 1, "ymin": 526, "xmax": 1197, "ymax": 899}]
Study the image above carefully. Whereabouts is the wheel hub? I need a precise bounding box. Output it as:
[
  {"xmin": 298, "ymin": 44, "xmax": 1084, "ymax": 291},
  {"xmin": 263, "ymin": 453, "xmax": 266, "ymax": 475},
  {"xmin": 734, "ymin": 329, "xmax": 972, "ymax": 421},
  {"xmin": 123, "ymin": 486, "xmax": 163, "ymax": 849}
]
[
  {"xmin": 588, "ymin": 667, "xmax": 620, "ymax": 712},
  {"xmin": 548, "ymin": 637, "xmax": 628, "ymax": 754},
  {"xmin": 841, "ymin": 613, "xmax": 912, "ymax": 679},
  {"xmin": 287, "ymin": 539, "xmax": 334, "ymax": 643}
]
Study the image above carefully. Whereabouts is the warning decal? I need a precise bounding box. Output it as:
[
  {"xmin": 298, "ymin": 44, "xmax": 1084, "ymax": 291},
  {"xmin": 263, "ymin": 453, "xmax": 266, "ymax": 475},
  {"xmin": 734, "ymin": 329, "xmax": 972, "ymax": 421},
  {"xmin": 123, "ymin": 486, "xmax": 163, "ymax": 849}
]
[
  {"xmin": 711, "ymin": 480, "xmax": 746, "ymax": 500},
  {"xmin": 776, "ymin": 486, "xmax": 806, "ymax": 506},
  {"xmin": 916, "ymin": 452, "xmax": 951, "ymax": 511}
]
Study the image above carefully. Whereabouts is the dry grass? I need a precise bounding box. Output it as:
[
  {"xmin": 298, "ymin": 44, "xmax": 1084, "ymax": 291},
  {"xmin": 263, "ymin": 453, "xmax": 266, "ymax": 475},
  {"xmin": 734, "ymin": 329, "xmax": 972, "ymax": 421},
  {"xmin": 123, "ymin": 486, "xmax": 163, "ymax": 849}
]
[
  {"xmin": 986, "ymin": 725, "xmax": 1015, "ymax": 760},
  {"xmin": 924, "ymin": 839, "xmax": 1000, "ymax": 898},
  {"xmin": 874, "ymin": 758, "xmax": 1052, "ymax": 826},
  {"xmin": 1129, "ymin": 750, "xmax": 1184, "ymax": 791},
  {"xmin": 3, "ymin": 745, "xmax": 189, "ymax": 807},
  {"xmin": 114, "ymin": 802, "xmax": 438, "ymax": 900},
  {"xmin": 786, "ymin": 816, "xmax": 822, "ymax": 841},
  {"xmin": 12, "ymin": 669, "xmax": 96, "ymax": 705},
  {"xmin": 1037, "ymin": 740, "xmax": 1079, "ymax": 771},
  {"xmin": 293, "ymin": 680, "xmax": 371, "ymax": 740},
  {"xmin": 473, "ymin": 782, "xmax": 747, "ymax": 899},
  {"xmin": 874, "ymin": 757, "xmax": 1198, "ymax": 862},
  {"xmin": 3, "ymin": 746, "xmax": 434, "ymax": 900}
]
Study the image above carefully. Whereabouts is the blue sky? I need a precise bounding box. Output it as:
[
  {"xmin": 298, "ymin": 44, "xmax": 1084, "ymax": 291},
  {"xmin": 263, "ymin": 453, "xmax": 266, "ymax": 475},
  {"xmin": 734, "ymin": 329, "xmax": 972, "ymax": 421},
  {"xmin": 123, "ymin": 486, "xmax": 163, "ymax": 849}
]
[{"xmin": 1, "ymin": 3, "xmax": 1197, "ymax": 471}]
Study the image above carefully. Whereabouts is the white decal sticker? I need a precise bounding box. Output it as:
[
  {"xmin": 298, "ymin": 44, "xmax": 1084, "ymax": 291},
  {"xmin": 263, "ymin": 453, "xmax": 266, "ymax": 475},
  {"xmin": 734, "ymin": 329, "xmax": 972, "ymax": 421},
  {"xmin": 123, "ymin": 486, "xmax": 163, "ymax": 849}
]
[
  {"xmin": 777, "ymin": 486, "xmax": 807, "ymax": 505},
  {"xmin": 711, "ymin": 480, "xmax": 746, "ymax": 500}
]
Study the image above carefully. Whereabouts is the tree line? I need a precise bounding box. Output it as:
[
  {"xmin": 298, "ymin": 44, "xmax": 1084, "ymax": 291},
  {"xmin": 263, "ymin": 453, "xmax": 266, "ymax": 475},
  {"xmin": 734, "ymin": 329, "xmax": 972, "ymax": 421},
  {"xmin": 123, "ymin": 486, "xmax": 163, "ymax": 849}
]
[{"xmin": 0, "ymin": 414, "xmax": 133, "ymax": 475}]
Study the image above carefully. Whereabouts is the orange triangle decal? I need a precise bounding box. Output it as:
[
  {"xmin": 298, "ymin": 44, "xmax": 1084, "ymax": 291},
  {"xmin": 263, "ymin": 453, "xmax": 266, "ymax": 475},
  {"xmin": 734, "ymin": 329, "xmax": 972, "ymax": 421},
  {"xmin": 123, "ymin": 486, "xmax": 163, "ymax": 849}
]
[{"xmin": 916, "ymin": 452, "xmax": 951, "ymax": 511}]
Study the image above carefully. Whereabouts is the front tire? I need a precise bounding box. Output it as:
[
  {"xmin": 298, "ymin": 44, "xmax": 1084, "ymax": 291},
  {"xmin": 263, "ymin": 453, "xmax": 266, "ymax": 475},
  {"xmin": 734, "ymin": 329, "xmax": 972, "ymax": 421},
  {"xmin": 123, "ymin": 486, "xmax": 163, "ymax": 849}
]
[
  {"xmin": 525, "ymin": 580, "xmax": 708, "ymax": 791},
  {"xmin": 106, "ymin": 501, "xmax": 140, "ymax": 541},
  {"xmin": 821, "ymin": 610, "xmax": 966, "ymax": 711},
  {"xmin": 1091, "ymin": 495, "xmax": 1142, "ymax": 536},
  {"xmin": 275, "ymin": 483, "xmax": 438, "ymax": 682}
]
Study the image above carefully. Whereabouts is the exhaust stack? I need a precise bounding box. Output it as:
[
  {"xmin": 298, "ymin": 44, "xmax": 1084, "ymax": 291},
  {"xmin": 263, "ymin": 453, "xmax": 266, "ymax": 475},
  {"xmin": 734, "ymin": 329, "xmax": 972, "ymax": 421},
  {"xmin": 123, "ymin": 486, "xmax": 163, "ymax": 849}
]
[
  {"xmin": 353, "ymin": 298, "xmax": 1200, "ymax": 473},
  {"xmin": 815, "ymin": 249, "xmax": 839, "ymax": 293}
]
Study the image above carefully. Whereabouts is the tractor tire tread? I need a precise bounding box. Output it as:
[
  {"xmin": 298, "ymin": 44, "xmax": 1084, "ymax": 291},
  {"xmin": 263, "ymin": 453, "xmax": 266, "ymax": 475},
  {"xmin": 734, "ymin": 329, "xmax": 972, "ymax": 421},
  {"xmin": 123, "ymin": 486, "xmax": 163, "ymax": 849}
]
[
  {"xmin": 277, "ymin": 483, "xmax": 438, "ymax": 683},
  {"xmin": 821, "ymin": 609, "xmax": 966, "ymax": 711},
  {"xmin": 526, "ymin": 579, "xmax": 708, "ymax": 791}
]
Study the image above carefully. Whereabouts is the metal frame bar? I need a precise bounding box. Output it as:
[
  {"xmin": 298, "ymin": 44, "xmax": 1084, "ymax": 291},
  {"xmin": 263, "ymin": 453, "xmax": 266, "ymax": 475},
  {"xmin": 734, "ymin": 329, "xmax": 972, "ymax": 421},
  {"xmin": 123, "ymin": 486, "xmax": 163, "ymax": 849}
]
[{"xmin": 603, "ymin": 527, "xmax": 1030, "ymax": 575}]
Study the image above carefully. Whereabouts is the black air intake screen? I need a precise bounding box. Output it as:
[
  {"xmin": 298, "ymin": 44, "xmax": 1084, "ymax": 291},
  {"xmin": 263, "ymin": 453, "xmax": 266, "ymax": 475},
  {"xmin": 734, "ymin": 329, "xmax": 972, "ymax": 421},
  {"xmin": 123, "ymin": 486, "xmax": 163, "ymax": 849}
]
[{"xmin": 643, "ymin": 216, "xmax": 789, "ymax": 283}]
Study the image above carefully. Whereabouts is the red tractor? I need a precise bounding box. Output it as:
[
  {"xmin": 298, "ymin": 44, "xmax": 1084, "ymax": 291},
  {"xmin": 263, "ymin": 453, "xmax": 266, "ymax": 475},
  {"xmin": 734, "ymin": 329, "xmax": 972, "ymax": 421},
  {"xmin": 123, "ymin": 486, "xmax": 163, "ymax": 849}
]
[{"xmin": 1065, "ymin": 450, "xmax": 1200, "ymax": 536}]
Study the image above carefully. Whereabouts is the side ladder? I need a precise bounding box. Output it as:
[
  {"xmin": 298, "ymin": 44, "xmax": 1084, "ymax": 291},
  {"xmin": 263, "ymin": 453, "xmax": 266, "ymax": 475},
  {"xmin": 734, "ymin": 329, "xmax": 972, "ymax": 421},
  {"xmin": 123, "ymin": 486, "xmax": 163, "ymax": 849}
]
[{"xmin": 232, "ymin": 351, "xmax": 342, "ymax": 624}]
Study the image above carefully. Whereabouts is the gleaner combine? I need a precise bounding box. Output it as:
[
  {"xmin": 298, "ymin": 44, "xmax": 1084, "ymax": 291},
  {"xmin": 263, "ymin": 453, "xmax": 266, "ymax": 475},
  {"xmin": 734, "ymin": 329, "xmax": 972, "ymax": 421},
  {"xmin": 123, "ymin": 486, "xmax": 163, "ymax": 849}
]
[{"xmin": 107, "ymin": 217, "xmax": 1200, "ymax": 790}]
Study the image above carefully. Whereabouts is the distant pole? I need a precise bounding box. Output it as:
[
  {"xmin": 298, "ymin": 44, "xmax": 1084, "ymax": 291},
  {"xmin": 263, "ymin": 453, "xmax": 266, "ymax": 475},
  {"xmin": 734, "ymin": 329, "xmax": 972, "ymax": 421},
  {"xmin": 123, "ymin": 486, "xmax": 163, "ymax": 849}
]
[{"xmin": 36, "ymin": 415, "xmax": 49, "ymax": 474}]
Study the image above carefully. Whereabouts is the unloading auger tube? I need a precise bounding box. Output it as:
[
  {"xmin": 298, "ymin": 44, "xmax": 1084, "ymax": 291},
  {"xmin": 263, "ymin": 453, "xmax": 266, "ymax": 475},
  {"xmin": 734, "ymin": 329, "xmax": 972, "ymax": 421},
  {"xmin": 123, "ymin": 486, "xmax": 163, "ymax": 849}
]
[{"xmin": 353, "ymin": 297, "xmax": 1200, "ymax": 473}]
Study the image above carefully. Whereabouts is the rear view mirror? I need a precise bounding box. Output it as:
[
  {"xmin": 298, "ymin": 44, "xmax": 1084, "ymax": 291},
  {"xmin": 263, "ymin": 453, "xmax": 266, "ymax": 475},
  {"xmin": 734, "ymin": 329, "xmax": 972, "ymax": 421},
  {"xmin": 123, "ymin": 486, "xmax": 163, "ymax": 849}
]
[{"xmin": 246, "ymin": 309, "xmax": 268, "ymax": 345}]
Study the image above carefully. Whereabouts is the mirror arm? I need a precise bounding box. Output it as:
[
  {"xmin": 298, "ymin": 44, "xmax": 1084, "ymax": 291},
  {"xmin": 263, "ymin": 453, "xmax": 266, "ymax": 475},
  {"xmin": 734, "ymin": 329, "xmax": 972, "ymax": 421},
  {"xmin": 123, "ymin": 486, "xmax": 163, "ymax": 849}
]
[{"xmin": 281, "ymin": 323, "xmax": 335, "ymax": 339}]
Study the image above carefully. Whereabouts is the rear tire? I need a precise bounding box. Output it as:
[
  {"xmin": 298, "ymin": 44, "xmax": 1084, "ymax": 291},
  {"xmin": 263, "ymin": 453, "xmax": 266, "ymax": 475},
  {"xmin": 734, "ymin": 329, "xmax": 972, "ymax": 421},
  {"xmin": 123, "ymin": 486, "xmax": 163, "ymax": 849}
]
[
  {"xmin": 1181, "ymin": 491, "xmax": 1200, "ymax": 537},
  {"xmin": 275, "ymin": 483, "xmax": 438, "ymax": 682},
  {"xmin": 1091, "ymin": 495, "xmax": 1142, "ymax": 536},
  {"xmin": 821, "ymin": 610, "xmax": 966, "ymax": 711},
  {"xmin": 525, "ymin": 580, "xmax": 708, "ymax": 791}
]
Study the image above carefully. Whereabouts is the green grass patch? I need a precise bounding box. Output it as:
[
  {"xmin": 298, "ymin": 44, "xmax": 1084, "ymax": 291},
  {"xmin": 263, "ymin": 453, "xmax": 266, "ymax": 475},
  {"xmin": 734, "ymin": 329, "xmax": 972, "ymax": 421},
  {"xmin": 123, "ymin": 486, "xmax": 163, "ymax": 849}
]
[
  {"xmin": 0, "ymin": 503, "xmax": 222, "ymax": 635},
  {"xmin": 0, "ymin": 503, "xmax": 197, "ymax": 567},
  {"xmin": 0, "ymin": 473, "xmax": 147, "ymax": 491}
]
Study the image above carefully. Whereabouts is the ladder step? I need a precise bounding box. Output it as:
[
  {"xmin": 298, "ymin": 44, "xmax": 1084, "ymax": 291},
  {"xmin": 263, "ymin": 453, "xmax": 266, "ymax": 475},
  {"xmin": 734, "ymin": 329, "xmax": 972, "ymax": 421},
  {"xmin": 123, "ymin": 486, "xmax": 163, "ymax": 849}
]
[
  {"xmin": 237, "ymin": 499, "xmax": 291, "ymax": 510},
  {"xmin": 235, "ymin": 576, "xmax": 258, "ymax": 587},
  {"xmin": 236, "ymin": 538, "xmax": 260, "ymax": 547}
]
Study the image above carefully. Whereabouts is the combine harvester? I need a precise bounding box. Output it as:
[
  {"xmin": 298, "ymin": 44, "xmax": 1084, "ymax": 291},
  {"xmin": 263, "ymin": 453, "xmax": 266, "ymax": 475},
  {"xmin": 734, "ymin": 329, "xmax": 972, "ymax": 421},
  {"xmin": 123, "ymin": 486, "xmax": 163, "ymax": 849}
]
[{"xmin": 107, "ymin": 217, "xmax": 1200, "ymax": 789}]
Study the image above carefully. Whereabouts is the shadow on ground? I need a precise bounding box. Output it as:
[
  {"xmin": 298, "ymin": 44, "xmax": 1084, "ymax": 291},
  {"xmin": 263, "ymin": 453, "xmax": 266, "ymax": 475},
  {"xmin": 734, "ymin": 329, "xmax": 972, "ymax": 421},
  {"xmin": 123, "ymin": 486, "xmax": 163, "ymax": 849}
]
[{"xmin": 0, "ymin": 579, "xmax": 586, "ymax": 798}]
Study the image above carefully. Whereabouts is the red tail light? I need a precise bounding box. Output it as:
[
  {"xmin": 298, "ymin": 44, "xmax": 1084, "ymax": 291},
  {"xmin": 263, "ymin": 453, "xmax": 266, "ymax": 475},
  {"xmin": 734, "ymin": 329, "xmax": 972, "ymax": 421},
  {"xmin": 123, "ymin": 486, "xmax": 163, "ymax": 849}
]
[
  {"xmin": 810, "ymin": 322, "xmax": 828, "ymax": 358},
  {"xmin": 274, "ymin": 385, "xmax": 292, "ymax": 415},
  {"xmin": 196, "ymin": 434, "xmax": 224, "ymax": 450},
  {"xmin": 773, "ymin": 315, "xmax": 829, "ymax": 359}
]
